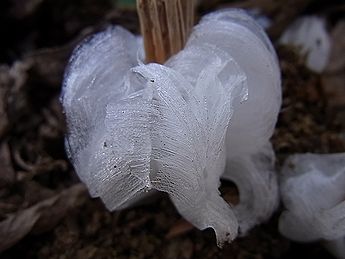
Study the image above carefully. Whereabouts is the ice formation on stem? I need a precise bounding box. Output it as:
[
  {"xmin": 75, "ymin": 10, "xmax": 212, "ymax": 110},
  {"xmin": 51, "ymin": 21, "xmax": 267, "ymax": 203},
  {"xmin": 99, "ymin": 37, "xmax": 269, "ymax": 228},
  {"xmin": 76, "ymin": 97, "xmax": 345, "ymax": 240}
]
[
  {"xmin": 61, "ymin": 9, "xmax": 281, "ymax": 245},
  {"xmin": 280, "ymin": 153, "xmax": 345, "ymax": 259}
]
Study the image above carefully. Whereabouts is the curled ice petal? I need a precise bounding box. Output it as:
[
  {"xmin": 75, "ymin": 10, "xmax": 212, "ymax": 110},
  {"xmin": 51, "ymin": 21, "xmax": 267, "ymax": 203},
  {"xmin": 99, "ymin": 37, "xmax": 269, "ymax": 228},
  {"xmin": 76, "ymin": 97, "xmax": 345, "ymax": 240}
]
[
  {"xmin": 142, "ymin": 49, "xmax": 246, "ymax": 244},
  {"xmin": 225, "ymin": 143, "xmax": 278, "ymax": 234},
  {"xmin": 280, "ymin": 153, "xmax": 345, "ymax": 258},
  {"xmin": 61, "ymin": 27, "xmax": 153, "ymax": 209},
  {"xmin": 186, "ymin": 9, "xmax": 281, "ymax": 234}
]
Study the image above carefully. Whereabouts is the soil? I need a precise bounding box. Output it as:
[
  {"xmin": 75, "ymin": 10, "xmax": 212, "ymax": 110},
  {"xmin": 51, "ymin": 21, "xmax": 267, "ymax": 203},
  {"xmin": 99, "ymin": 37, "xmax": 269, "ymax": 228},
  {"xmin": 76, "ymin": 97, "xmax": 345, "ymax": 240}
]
[{"xmin": 0, "ymin": 0, "xmax": 344, "ymax": 258}]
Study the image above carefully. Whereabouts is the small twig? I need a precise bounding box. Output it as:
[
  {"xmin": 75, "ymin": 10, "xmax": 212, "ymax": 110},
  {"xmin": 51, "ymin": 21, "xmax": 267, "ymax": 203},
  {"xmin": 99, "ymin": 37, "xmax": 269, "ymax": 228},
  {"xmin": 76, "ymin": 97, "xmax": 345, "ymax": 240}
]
[{"xmin": 137, "ymin": 0, "xmax": 195, "ymax": 64}]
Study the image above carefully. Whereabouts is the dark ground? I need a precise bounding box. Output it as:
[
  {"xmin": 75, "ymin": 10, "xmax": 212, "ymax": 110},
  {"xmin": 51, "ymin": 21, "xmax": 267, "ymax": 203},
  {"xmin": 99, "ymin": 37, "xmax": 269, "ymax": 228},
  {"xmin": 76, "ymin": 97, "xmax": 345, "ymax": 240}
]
[{"xmin": 0, "ymin": 0, "xmax": 344, "ymax": 258}]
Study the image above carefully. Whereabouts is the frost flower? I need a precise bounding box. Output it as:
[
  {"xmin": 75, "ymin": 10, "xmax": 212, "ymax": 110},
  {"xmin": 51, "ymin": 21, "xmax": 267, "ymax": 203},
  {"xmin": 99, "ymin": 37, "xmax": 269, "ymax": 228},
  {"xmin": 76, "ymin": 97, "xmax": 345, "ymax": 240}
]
[
  {"xmin": 280, "ymin": 16, "xmax": 331, "ymax": 72},
  {"xmin": 61, "ymin": 9, "xmax": 281, "ymax": 245},
  {"xmin": 280, "ymin": 153, "xmax": 345, "ymax": 259}
]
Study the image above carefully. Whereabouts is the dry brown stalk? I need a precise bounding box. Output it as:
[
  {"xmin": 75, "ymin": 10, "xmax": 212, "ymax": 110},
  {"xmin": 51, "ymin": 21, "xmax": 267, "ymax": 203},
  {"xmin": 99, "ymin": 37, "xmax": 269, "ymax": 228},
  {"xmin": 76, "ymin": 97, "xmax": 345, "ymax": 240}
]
[{"xmin": 137, "ymin": 0, "xmax": 195, "ymax": 64}]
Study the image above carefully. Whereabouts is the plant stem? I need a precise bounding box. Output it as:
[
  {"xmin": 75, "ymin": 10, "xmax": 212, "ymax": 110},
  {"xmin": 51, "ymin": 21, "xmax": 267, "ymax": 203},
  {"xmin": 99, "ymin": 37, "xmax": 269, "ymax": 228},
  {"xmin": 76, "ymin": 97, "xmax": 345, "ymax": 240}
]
[{"xmin": 137, "ymin": 0, "xmax": 195, "ymax": 64}]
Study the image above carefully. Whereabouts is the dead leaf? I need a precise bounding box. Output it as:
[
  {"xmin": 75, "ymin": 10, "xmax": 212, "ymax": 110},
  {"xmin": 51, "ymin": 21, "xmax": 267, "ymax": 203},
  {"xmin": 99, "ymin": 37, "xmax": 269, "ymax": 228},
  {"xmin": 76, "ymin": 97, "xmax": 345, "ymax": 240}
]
[
  {"xmin": 0, "ymin": 142, "xmax": 15, "ymax": 188},
  {"xmin": 0, "ymin": 66, "xmax": 11, "ymax": 138},
  {"xmin": 6, "ymin": 61, "xmax": 32, "ymax": 136},
  {"xmin": 0, "ymin": 199, "xmax": 40, "ymax": 252},
  {"xmin": 0, "ymin": 183, "xmax": 87, "ymax": 252}
]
